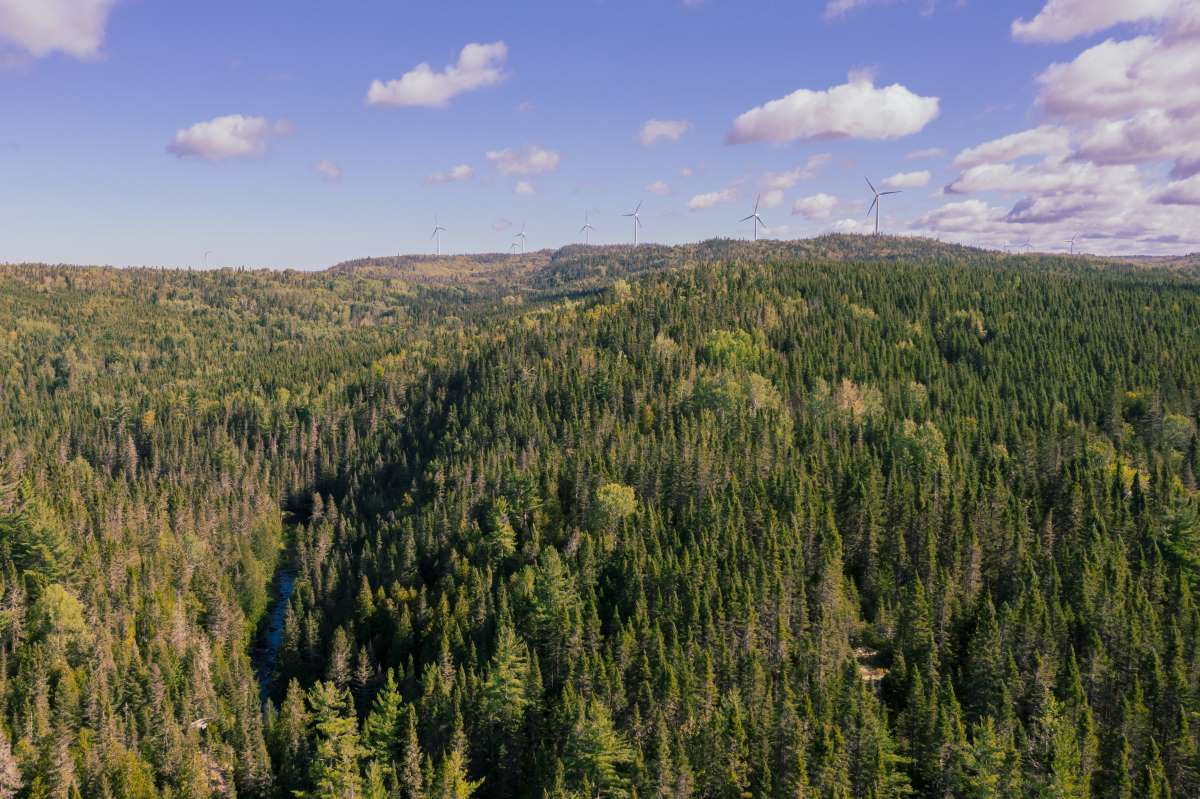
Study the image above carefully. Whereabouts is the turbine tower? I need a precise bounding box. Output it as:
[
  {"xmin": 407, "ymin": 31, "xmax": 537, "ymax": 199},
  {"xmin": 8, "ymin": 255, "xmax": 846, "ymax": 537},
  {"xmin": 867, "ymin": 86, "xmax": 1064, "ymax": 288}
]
[
  {"xmin": 865, "ymin": 177, "xmax": 901, "ymax": 236},
  {"xmin": 740, "ymin": 195, "xmax": 767, "ymax": 241},
  {"xmin": 431, "ymin": 217, "xmax": 447, "ymax": 256},
  {"xmin": 203, "ymin": 250, "xmax": 212, "ymax": 269},
  {"xmin": 580, "ymin": 212, "xmax": 595, "ymax": 245},
  {"xmin": 514, "ymin": 223, "xmax": 528, "ymax": 254},
  {"xmin": 622, "ymin": 201, "xmax": 643, "ymax": 246},
  {"xmin": 1066, "ymin": 233, "xmax": 1079, "ymax": 255}
]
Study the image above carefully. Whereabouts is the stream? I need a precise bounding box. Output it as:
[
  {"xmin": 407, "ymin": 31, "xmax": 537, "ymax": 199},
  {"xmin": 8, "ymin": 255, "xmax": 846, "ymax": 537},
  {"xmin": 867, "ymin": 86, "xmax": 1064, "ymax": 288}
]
[{"xmin": 252, "ymin": 564, "xmax": 298, "ymax": 703}]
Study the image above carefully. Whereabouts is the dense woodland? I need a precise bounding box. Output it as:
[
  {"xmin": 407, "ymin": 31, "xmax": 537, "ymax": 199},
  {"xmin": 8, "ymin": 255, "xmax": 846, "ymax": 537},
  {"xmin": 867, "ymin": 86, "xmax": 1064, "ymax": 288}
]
[{"xmin": 1, "ymin": 238, "xmax": 1199, "ymax": 798}]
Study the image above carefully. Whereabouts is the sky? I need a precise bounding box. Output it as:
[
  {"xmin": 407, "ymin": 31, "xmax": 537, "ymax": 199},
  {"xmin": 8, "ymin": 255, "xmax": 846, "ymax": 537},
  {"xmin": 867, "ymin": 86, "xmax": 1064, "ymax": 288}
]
[{"xmin": 1, "ymin": 0, "xmax": 1199, "ymax": 269}]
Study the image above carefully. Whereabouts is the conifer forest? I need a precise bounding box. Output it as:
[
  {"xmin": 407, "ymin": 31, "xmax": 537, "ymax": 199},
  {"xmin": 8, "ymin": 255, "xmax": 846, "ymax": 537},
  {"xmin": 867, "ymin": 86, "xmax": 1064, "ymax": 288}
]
[{"xmin": 2, "ymin": 238, "xmax": 1199, "ymax": 798}]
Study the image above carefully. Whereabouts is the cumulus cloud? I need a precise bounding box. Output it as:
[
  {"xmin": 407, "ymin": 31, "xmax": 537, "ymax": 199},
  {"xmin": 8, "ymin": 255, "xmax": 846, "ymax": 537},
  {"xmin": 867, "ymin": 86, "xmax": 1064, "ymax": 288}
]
[
  {"xmin": 0, "ymin": 0, "xmax": 115, "ymax": 59},
  {"xmin": 313, "ymin": 160, "xmax": 342, "ymax": 182},
  {"xmin": 646, "ymin": 180, "xmax": 672, "ymax": 196},
  {"xmin": 727, "ymin": 71, "xmax": 939, "ymax": 144},
  {"xmin": 513, "ymin": 180, "xmax": 535, "ymax": 195},
  {"xmin": 688, "ymin": 188, "xmax": 737, "ymax": 210},
  {"xmin": 167, "ymin": 115, "xmax": 291, "ymax": 161},
  {"xmin": 486, "ymin": 145, "xmax": 560, "ymax": 175},
  {"xmin": 759, "ymin": 189, "xmax": 785, "ymax": 209},
  {"xmin": 1034, "ymin": 35, "xmax": 1200, "ymax": 121},
  {"xmin": 952, "ymin": 126, "xmax": 1071, "ymax": 168},
  {"xmin": 906, "ymin": 147, "xmax": 946, "ymax": 160},
  {"xmin": 883, "ymin": 170, "xmax": 931, "ymax": 189},
  {"xmin": 930, "ymin": 2, "xmax": 1200, "ymax": 252},
  {"xmin": 1075, "ymin": 110, "xmax": 1200, "ymax": 176},
  {"xmin": 946, "ymin": 157, "xmax": 1140, "ymax": 197},
  {"xmin": 792, "ymin": 193, "xmax": 839, "ymax": 219},
  {"xmin": 366, "ymin": 42, "xmax": 508, "ymax": 108},
  {"xmin": 1012, "ymin": 0, "xmax": 1178, "ymax": 43},
  {"xmin": 764, "ymin": 153, "xmax": 832, "ymax": 190},
  {"xmin": 426, "ymin": 164, "xmax": 474, "ymax": 184},
  {"xmin": 831, "ymin": 217, "xmax": 872, "ymax": 234},
  {"xmin": 1155, "ymin": 175, "xmax": 1200, "ymax": 206},
  {"xmin": 639, "ymin": 119, "xmax": 691, "ymax": 147}
]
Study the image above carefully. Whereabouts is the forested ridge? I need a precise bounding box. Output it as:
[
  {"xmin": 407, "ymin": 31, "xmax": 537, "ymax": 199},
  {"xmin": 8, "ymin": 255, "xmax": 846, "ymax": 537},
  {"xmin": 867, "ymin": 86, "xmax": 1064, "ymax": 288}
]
[{"xmin": 1, "ymin": 243, "xmax": 1199, "ymax": 798}]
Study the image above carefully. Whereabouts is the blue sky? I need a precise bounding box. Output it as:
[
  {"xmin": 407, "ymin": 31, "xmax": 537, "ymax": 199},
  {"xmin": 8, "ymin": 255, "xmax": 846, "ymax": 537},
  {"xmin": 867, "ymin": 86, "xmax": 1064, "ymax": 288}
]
[{"xmin": 2, "ymin": 0, "xmax": 1198, "ymax": 268}]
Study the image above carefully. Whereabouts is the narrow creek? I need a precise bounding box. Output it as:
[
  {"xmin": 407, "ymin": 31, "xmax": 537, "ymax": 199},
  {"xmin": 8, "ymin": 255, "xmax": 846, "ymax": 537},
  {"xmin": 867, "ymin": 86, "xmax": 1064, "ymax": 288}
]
[{"xmin": 252, "ymin": 563, "xmax": 298, "ymax": 703}]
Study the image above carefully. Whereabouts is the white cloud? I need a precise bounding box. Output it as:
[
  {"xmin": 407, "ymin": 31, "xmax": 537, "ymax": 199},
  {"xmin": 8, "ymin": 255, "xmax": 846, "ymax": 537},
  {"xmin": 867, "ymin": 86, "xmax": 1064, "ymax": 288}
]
[
  {"xmin": 688, "ymin": 188, "xmax": 737, "ymax": 210},
  {"xmin": 167, "ymin": 115, "xmax": 291, "ymax": 161},
  {"xmin": 825, "ymin": 0, "xmax": 955, "ymax": 19},
  {"xmin": 758, "ymin": 189, "xmax": 785, "ymax": 209},
  {"xmin": 823, "ymin": 0, "xmax": 870, "ymax": 17},
  {"xmin": 426, "ymin": 163, "xmax": 474, "ymax": 184},
  {"xmin": 946, "ymin": 157, "xmax": 1140, "ymax": 199},
  {"xmin": 0, "ymin": 0, "xmax": 115, "ymax": 59},
  {"xmin": 366, "ymin": 42, "xmax": 508, "ymax": 108},
  {"xmin": 907, "ymin": 147, "xmax": 946, "ymax": 160},
  {"xmin": 920, "ymin": 4, "xmax": 1200, "ymax": 254},
  {"xmin": 513, "ymin": 180, "xmax": 535, "ymax": 195},
  {"xmin": 831, "ymin": 217, "xmax": 872, "ymax": 234},
  {"xmin": 1076, "ymin": 109, "xmax": 1200, "ymax": 177},
  {"xmin": 1156, "ymin": 175, "xmax": 1200, "ymax": 206},
  {"xmin": 639, "ymin": 119, "xmax": 691, "ymax": 147},
  {"xmin": 792, "ymin": 193, "xmax": 839, "ymax": 219},
  {"xmin": 680, "ymin": 166, "xmax": 694, "ymax": 177},
  {"xmin": 492, "ymin": 218, "xmax": 512, "ymax": 232},
  {"xmin": 727, "ymin": 70, "xmax": 939, "ymax": 144},
  {"xmin": 1034, "ymin": 34, "xmax": 1200, "ymax": 121},
  {"xmin": 1012, "ymin": 0, "xmax": 1178, "ymax": 43},
  {"xmin": 883, "ymin": 170, "xmax": 931, "ymax": 189},
  {"xmin": 763, "ymin": 153, "xmax": 832, "ymax": 189},
  {"xmin": 646, "ymin": 180, "xmax": 672, "ymax": 196},
  {"xmin": 313, "ymin": 160, "xmax": 342, "ymax": 182},
  {"xmin": 952, "ymin": 126, "xmax": 1071, "ymax": 168},
  {"xmin": 486, "ymin": 145, "xmax": 560, "ymax": 175}
]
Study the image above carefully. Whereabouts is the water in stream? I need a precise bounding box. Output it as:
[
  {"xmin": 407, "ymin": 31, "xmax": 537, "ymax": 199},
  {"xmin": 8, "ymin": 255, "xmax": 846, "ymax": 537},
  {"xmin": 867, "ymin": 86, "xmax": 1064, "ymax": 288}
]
[{"xmin": 252, "ymin": 566, "xmax": 297, "ymax": 703}]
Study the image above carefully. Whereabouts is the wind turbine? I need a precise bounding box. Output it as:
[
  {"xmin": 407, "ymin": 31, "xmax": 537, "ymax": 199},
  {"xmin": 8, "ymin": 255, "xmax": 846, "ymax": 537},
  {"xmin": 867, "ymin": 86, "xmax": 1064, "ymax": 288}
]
[
  {"xmin": 580, "ymin": 212, "xmax": 595, "ymax": 245},
  {"xmin": 431, "ymin": 217, "xmax": 447, "ymax": 256},
  {"xmin": 513, "ymin": 223, "xmax": 528, "ymax": 254},
  {"xmin": 865, "ymin": 177, "xmax": 901, "ymax": 236},
  {"xmin": 509, "ymin": 242, "xmax": 520, "ymax": 254},
  {"xmin": 622, "ymin": 201, "xmax": 643, "ymax": 246},
  {"xmin": 203, "ymin": 250, "xmax": 212, "ymax": 269},
  {"xmin": 740, "ymin": 195, "xmax": 767, "ymax": 241},
  {"xmin": 1065, "ymin": 232, "xmax": 1080, "ymax": 255}
]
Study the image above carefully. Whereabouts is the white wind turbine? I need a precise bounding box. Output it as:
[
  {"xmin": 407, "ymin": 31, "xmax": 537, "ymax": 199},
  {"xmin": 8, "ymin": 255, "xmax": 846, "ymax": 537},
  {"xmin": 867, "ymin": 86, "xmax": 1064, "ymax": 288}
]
[
  {"xmin": 580, "ymin": 212, "xmax": 595, "ymax": 245},
  {"xmin": 431, "ymin": 217, "xmax": 447, "ymax": 256},
  {"xmin": 513, "ymin": 223, "xmax": 528, "ymax": 254},
  {"xmin": 740, "ymin": 195, "xmax": 767, "ymax": 241},
  {"xmin": 622, "ymin": 201, "xmax": 643, "ymax": 245},
  {"xmin": 1065, "ymin": 232, "xmax": 1080, "ymax": 255},
  {"xmin": 865, "ymin": 177, "xmax": 901, "ymax": 236}
]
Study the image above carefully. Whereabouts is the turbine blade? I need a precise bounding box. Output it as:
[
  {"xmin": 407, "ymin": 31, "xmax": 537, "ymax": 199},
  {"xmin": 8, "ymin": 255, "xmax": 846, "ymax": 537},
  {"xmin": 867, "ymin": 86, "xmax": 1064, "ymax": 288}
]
[
  {"xmin": 866, "ymin": 197, "xmax": 878, "ymax": 217},
  {"xmin": 881, "ymin": 191, "xmax": 902, "ymax": 196},
  {"xmin": 865, "ymin": 176, "xmax": 877, "ymax": 193},
  {"xmin": 740, "ymin": 215, "xmax": 755, "ymax": 222},
  {"xmin": 753, "ymin": 194, "xmax": 760, "ymax": 213}
]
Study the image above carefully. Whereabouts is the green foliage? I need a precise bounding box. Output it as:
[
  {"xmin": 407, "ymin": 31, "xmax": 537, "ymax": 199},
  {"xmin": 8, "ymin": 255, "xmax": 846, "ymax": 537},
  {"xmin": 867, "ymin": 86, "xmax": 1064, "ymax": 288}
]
[{"xmin": 4, "ymin": 240, "xmax": 1200, "ymax": 799}]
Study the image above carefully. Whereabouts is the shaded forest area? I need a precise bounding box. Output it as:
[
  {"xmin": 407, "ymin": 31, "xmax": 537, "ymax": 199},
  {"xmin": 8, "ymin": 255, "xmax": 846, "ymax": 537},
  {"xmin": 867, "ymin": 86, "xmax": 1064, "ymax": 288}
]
[{"xmin": 1, "ymin": 239, "xmax": 1199, "ymax": 798}]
